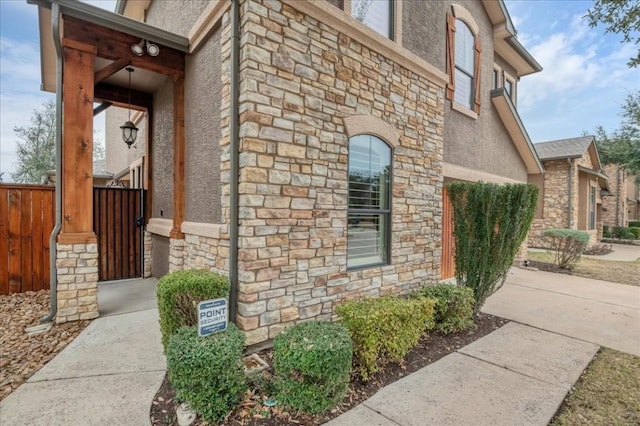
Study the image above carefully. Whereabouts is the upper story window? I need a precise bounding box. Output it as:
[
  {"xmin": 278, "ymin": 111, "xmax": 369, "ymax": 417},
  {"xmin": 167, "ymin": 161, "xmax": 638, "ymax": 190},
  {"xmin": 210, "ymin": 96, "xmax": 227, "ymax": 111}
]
[
  {"xmin": 352, "ymin": 0, "xmax": 393, "ymax": 40},
  {"xmin": 493, "ymin": 68, "xmax": 500, "ymax": 90},
  {"xmin": 504, "ymin": 73, "xmax": 516, "ymax": 103},
  {"xmin": 454, "ymin": 21, "xmax": 475, "ymax": 109},
  {"xmin": 446, "ymin": 8, "xmax": 481, "ymax": 115},
  {"xmin": 347, "ymin": 134, "xmax": 392, "ymax": 269}
]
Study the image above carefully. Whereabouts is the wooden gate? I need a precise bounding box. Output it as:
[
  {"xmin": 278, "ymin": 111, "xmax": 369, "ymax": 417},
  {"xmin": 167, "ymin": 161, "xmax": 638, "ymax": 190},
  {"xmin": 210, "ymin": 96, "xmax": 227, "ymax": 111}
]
[
  {"xmin": 93, "ymin": 187, "xmax": 145, "ymax": 282},
  {"xmin": 441, "ymin": 187, "xmax": 455, "ymax": 280},
  {"xmin": 0, "ymin": 184, "xmax": 55, "ymax": 294}
]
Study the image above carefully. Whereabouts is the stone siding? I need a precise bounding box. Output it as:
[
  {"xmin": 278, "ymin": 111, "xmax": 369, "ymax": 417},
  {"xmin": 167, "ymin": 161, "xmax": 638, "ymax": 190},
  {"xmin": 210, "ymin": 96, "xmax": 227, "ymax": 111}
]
[
  {"xmin": 56, "ymin": 243, "xmax": 99, "ymax": 323},
  {"xmin": 143, "ymin": 231, "xmax": 153, "ymax": 278},
  {"xmin": 168, "ymin": 238, "xmax": 185, "ymax": 273},
  {"xmin": 602, "ymin": 164, "xmax": 627, "ymax": 227},
  {"xmin": 216, "ymin": 0, "xmax": 444, "ymax": 345},
  {"xmin": 183, "ymin": 228, "xmax": 230, "ymax": 275},
  {"xmin": 528, "ymin": 160, "xmax": 571, "ymax": 247}
]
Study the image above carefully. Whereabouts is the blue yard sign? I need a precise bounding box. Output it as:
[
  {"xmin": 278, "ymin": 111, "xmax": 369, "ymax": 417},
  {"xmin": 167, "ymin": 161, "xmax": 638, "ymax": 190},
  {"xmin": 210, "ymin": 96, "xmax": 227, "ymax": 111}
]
[{"xmin": 198, "ymin": 298, "xmax": 228, "ymax": 337}]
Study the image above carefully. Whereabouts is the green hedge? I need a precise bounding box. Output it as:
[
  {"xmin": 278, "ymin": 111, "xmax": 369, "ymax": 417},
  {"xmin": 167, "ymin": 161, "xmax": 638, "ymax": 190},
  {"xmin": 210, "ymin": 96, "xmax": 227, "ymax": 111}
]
[
  {"xmin": 336, "ymin": 296, "xmax": 435, "ymax": 381},
  {"xmin": 273, "ymin": 321, "xmax": 352, "ymax": 414},
  {"xmin": 414, "ymin": 284, "xmax": 475, "ymax": 334},
  {"xmin": 629, "ymin": 221, "xmax": 640, "ymax": 228},
  {"xmin": 447, "ymin": 182, "xmax": 538, "ymax": 313},
  {"xmin": 630, "ymin": 227, "xmax": 640, "ymax": 239},
  {"xmin": 157, "ymin": 269, "xmax": 230, "ymax": 352},
  {"xmin": 166, "ymin": 325, "xmax": 246, "ymax": 423},
  {"xmin": 543, "ymin": 228, "xmax": 589, "ymax": 269}
]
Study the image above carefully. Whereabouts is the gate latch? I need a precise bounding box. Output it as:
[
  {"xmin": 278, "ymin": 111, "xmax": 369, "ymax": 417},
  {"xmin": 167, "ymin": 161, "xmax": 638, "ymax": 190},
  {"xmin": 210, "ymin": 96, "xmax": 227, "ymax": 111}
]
[{"xmin": 135, "ymin": 216, "xmax": 145, "ymax": 227}]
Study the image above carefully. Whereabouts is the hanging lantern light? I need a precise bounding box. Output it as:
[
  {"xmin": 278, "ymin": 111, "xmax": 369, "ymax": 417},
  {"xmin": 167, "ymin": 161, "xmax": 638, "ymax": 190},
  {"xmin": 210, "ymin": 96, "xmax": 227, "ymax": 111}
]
[{"xmin": 120, "ymin": 67, "xmax": 138, "ymax": 148}]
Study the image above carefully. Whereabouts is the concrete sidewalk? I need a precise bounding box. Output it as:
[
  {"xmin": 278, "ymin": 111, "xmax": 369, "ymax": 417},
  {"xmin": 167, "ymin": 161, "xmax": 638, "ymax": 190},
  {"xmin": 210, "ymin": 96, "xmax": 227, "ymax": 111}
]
[
  {"xmin": 483, "ymin": 267, "xmax": 640, "ymax": 355},
  {"xmin": 327, "ymin": 322, "xmax": 598, "ymax": 426},
  {"xmin": 0, "ymin": 279, "xmax": 164, "ymax": 426}
]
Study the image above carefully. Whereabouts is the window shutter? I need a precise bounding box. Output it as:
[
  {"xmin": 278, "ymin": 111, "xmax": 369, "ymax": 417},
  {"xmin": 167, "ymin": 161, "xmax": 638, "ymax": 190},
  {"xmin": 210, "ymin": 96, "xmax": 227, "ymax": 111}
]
[
  {"xmin": 446, "ymin": 13, "xmax": 456, "ymax": 101},
  {"xmin": 473, "ymin": 36, "xmax": 481, "ymax": 113}
]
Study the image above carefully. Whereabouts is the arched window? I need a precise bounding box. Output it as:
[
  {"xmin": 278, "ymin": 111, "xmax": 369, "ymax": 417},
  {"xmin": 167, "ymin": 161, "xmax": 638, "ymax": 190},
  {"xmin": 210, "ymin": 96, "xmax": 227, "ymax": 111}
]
[
  {"xmin": 446, "ymin": 8, "xmax": 481, "ymax": 114},
  {"xmin": 454, "ymin": 20, "xmax": 475, "ymax": 109},
  {"xmin": 347, "ymin": 134, "xmax": 392, "ymax": 269}
]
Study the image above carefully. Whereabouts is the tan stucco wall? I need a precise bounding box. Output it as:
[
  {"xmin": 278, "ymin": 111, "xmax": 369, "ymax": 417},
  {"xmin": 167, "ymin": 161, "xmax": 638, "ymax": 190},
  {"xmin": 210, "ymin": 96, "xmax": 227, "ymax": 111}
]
[
  {"xmin": 144, "ymin": 0, "xmax": 211, "ymax": 38},
  {"xmin": 184, "ymin": 25, "xmax": 223, "ymax": 224},
  {"xmin": 402, "ymin": 0, "xmax": 528, "ymax": 183},
  {"xmin": 151, "ymin": 78, "xmax": 174, "ymax": 220}
]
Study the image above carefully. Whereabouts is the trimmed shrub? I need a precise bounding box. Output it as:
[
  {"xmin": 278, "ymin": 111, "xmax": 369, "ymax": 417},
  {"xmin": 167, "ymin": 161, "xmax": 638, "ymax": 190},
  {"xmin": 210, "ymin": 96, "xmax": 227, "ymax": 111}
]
[
  {"xmin": 612, "ymin": 226, "xmax": 636, "ymax": 240},
  {"xmin": 630, "ymin": 227, "xmax": 640, "ymax": 239},
  {"xmin": 603, "ymin": 225, "xmax": 611, "ymax": 238},
  {"xmin": 273, "ymin": 321, "xmax": 352, "ymax": 414},
  {"xmin": 157, "ymin": 269, "xmax": 230, "ymax": 351},
  {"xmin": 166, "ymin": 325, "xmax": 246, "ymax": 423},
  {"xmin": 414, "ymin": 284, "xmax": 475, "ymax": 334},
  {"xmin": 629, "ymin": 221, "xmax": 640, "ymax": 228},
  {"xmin": 336, "ymin": 296, "xmax": 435, "ymax": 380},
  {"xmin": 543, "ymin": 228, "xmax": 589, "ymax": 269},
  {"xmin": 447, "ymin": 182, "xmax": 538, "ymax": 313}
]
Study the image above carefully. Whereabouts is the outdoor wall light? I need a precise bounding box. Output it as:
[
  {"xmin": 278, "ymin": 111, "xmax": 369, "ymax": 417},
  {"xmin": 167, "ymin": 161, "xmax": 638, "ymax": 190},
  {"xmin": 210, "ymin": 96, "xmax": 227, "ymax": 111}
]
[
  {"xmin": 120, "ymin": 67, "xmax": 139, "ymax": 148},
  {"xmin": 130, "ymin": 39, "xmax": 160, "ymax": 57}
]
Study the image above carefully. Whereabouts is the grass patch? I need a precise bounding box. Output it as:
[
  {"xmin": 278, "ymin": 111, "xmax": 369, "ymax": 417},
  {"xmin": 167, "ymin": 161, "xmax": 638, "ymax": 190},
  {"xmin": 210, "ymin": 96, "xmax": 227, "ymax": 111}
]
[
  {"xmin": 527, "ymin": 251, "xmax": 640, "ymax": 286},
  {"xmin": 551, "ymin": 348, "xmax": 640, "ymax": 426}
]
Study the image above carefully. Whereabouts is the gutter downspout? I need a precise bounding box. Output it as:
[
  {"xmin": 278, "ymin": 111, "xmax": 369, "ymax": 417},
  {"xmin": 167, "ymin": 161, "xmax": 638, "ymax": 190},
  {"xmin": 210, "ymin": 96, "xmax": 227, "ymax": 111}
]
[
  {"xmin": 567, "ymin": 158, "xmax": 573, "ymax": 229},
  {"xmin": 41, "ymin": 2, "xmax": 63, "ymax": 323},
  {"xmin": 229, "ymin": 0, "xmax": 240, "ymax": 324}
]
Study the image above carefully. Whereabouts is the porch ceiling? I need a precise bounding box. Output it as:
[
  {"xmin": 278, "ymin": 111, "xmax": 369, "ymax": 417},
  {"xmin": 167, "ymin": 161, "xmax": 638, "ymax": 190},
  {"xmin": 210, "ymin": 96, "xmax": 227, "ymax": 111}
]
[{"xmin": 30, "ymin": 0, "xmax": 187, "ymax": 96}]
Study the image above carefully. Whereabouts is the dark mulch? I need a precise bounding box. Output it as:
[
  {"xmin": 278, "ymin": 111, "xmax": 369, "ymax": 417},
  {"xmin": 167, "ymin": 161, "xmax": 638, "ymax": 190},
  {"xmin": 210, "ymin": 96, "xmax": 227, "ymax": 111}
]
[
  {"xmin": 150, "ymin": 313, "xmax": 508, "ymax": 426},
  {"xmin": 527, "ymin": 260, "xmax": 574, "ymax": 275}
]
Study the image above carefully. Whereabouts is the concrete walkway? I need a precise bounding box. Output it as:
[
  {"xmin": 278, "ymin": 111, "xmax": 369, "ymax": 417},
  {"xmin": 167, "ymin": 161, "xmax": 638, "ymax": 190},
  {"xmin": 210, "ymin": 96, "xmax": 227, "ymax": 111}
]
[
  {"xmin": 3, "ymin": 269, "xmax": 638, "ymax": 426},
  {"xmin": 0, "ymin": 278, "xmax": 164, "ymax": 426},
  {"xmin": 483, "ymin": 267, "xmax": 640, "ymax": 355}
]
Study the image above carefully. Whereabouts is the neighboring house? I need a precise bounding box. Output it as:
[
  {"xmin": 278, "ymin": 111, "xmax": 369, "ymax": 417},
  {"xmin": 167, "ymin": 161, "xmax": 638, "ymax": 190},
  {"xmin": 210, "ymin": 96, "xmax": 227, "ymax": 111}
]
[
  {"xmin": 46, "ymin": 159, "xmax": 114, "ymax": 187},
  {"xmin": 528, "ymin": 136, "xmax": 609, "ymax": 248},
  {"xmin": 602, "ymin": 164, "xmax": 638, "ymax": 227},
  {"xmin": 32, "ymin": 0, "xmax": 540, "ymax": 345}
]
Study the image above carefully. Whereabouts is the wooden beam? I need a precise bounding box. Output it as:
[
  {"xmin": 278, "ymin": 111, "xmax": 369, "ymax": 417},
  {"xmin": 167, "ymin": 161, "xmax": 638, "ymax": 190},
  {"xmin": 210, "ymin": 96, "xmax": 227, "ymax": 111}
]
[
  {"xmin": 170, "ymin": 77, "xmax": 185, "ymax": 239},
  {"xmin": 94, "ymin": 83, "xmax": 152, "ymax": 110},
  {"xmin": 63, "ymin": 15, "xmax": 185, "ymax": 79},
  {"xmin": 94, "ymin": 58, "xmax": 130, "ymax": 83},
  {"xmin": 60, "ymin": 41, "xmax": 97, "ymax": 243},
  {"xmin": 93, "ymin": 102, "xmax": 112, "ymax": 117}
]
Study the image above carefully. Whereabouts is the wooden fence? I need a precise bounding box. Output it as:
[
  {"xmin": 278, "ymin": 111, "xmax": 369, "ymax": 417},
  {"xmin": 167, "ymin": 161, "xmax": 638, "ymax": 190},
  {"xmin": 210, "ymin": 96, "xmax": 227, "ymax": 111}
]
[{"xmin": 0, "ymin": 184, "xmax": 55, "ymax": 295}]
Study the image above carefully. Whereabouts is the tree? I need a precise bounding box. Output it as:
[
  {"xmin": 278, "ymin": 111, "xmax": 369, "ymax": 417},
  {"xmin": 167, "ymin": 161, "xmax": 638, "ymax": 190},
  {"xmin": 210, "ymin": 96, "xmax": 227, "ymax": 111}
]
[
  {"xmin": 12, "ymin": 101, "xmax": 107, "ymax": 184},
  {"xmin": 595, "ymin": 91, "xmax": 640, "ymax": 174},
  {"xmin": 586, "ymin": 0, "xmax": 640, "ymax": 68},
  {"xmin": 12, "ymin": 102, "xmax": 56, "ymax": 183}
]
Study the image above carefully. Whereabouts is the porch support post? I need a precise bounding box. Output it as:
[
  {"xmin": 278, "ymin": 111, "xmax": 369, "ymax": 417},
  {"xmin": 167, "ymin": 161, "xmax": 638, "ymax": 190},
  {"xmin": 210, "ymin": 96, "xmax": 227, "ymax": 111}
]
[
  {"xmin": 170, "ymin": 76, "xmax": 185, "ymax": 240},
  {"xmin": 56, "ymin": 39, "xmax": 99, "ymax": 323},
  {"xmin": 59, "ymin": 39, "xmax": 97, "ymax": 244},
  {"xmin": 168, "ymin": 76, "xmax": 186, "ymax": 273}
]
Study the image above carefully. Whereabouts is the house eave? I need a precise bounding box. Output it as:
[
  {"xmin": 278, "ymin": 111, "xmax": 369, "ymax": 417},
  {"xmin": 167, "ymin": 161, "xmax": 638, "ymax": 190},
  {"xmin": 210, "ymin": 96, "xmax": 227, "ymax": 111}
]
[
  {"xmin": 29, "ymin": 0, "xmax": 188, "ymax": 93},
  {"xmin": 490, "ymin": 88, "xmax": 544, "ymax": 175},
  {"xmin": 577, "ymin": 165, "xmax": 609, "ymax": 191}
]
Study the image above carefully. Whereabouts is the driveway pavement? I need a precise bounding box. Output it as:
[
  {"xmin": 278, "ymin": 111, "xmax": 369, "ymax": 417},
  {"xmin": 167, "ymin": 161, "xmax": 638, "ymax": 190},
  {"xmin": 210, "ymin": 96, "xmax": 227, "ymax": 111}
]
[{"xmin": 483, "ymin": 267, "xmax": 640, "ymax": 355}]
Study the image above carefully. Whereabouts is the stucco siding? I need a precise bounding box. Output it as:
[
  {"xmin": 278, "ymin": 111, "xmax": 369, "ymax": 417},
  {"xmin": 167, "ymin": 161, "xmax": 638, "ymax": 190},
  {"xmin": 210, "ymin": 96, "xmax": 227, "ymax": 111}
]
[
  {"xmin": 104, "ymin": 107, "xmax": 147, "ymax": 177},
  {"xmin": 144, "ymin": 0, "xmax": 210, "ymax": 38},
  {"xmin": 184, "ymin": 26, "xmax": 223, "ymax": 224},
  {"xmin": 151, "ymin": 78, "xmax": 174, "ymax": 219},
  {"xmin": 402, "ymin": 0, "xmax": 528, "ymax": 183}
]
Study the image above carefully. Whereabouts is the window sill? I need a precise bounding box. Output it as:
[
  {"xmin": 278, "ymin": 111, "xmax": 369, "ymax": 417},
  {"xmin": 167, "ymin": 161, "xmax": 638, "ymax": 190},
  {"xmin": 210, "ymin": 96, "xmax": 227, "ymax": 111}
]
[
  {"xmin": 347, "ymin": 261, "xmax": 389, "ymax": 273},
  {"xmin": 451, "ymin": 102, "xmax": 478, "ymax": 120}
]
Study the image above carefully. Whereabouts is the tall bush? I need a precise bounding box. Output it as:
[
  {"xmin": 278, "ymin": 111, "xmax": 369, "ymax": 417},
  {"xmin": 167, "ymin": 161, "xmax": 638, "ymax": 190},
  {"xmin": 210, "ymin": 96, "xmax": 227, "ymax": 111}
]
[
  {"xmin": 447, "ymin": 182, "xmax": 538, "ymax": 313},
  {"xmin": 273, "ymin": 321, "xmax": 352, "ymax": 414},
  {"xmin": 336, "ymin": 296, "xmax": 435, "ymax": 380},
  {"xmin": 543, "ymin": 228, "xmax": 590, "ymax": 269},
  {"xmin": 157, "ymin": 269, "xmax": 230, "ymax": 351},
  {"xmin": 167, "ymin": 325, "xmax": 246, "ymax": 423}
]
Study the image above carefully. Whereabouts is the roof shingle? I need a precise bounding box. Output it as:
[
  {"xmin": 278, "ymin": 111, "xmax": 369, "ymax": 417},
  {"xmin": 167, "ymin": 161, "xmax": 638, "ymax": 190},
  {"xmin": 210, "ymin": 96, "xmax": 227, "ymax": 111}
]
[{"xmin": 533, "ymin": 136, "xmax": 594, "ymax": 160}]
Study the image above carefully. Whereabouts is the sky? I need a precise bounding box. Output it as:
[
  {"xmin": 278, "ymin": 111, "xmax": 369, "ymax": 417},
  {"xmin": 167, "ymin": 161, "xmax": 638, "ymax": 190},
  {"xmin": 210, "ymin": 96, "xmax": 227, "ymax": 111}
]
[{"xmin": 0, "ymin": 0, "xmax": 638, "ymax": 181}]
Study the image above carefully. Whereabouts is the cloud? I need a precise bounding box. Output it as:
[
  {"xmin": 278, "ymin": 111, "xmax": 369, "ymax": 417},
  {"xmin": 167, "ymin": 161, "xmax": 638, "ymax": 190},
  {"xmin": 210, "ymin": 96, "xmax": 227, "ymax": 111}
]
[{"xmin": 517, "ymin": 13, "xmax": 636, "ymax": 110}]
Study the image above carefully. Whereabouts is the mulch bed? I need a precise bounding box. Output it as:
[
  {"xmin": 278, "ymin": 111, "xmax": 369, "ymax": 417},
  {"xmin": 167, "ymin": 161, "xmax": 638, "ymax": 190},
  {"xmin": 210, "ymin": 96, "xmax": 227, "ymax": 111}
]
[
  {"xmin": 527, "ymin": 260, "xmax": 574, "ymax": 275},
  {"xmin": 150, "ymin": 313, "xmax": 508, "ymax": 425}
]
